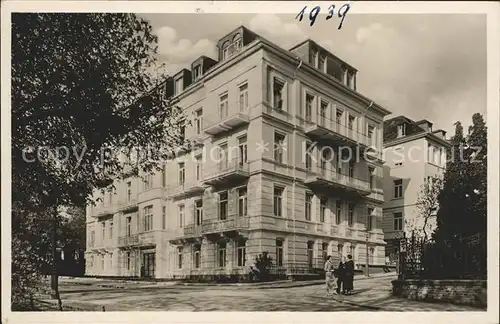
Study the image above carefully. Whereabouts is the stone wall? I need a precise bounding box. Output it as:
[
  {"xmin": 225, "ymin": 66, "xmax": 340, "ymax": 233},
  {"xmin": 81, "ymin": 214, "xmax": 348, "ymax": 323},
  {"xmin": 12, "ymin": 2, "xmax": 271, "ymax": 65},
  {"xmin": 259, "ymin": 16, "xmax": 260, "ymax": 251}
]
[{"xmin": 392, "ymin": 279, "xmax": 487, "ymax": 309}]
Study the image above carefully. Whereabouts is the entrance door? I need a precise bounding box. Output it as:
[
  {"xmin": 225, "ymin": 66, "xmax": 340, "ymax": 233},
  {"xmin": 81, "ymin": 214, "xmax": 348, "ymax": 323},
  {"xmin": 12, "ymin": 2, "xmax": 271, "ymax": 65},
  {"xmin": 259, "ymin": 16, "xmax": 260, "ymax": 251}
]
[{"xmin": 142, "ymin": 252, "xmax": 156, "ymax": 278}]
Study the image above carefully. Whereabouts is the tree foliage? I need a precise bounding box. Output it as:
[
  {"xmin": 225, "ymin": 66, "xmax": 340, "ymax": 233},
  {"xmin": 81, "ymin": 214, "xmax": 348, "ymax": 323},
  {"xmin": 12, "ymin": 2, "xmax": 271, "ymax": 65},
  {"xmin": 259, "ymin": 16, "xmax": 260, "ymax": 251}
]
[
  {"xmin": 434, "ymin": 113, "xmax": 487, "ymax": 241},
  {"xmin": 409, "ymin": 175, "xmax": 443, "ymax": 241},
  {"xmin": 12, "ymin": 13, "xmax": 186, "ymax": 309}
]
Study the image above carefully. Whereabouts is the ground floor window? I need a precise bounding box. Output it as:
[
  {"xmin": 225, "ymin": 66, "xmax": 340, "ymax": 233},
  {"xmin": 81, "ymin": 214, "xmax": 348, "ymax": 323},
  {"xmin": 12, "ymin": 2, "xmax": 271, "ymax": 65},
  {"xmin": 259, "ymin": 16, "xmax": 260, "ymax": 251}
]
[
  {"xmin": 177, "ymin": 247, "xmax": 183, "ymax": 269},
  {"xmin": 142, "ymin": 252, "xmax": 156, "ymax": 278},
  {"xmin": 237, "ymin": 240, "xmax": 246, "ymax": 267},
  {"xmin": 126, "ymin": 252, "xmax": 131, "ymax": 270},
  {"xmin": 276, "ymin": 238, "xmax": 284, "ymax": 267},
  {"xmin": 217, "ymin": 241, "xmax": 227, "ymax": 268},
  {"xmin": 193, "ymin": 244, "xmax": 201, "ymax": 269}
]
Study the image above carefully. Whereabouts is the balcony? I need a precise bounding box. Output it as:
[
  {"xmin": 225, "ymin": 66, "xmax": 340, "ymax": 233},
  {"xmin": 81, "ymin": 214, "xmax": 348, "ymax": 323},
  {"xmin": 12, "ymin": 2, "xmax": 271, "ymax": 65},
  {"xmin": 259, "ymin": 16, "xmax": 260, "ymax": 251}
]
[
  {"xmin": 304, "ymin": 115, "xmax": 370, "ymax": 148},
  {"xmin": 118, "ymin": 234, "xmax": 139, "ymax": 248},
  {"xmin": 203, "ymin": 158, "xmax": 250, "ymax": 187},
  {"xmin": 168, "ymin": 180, "xmax": 205, "ymax": 199},
  {"xmin": 117, "ymin": 231, "xmax": 157, "ymax": 248},
  {"xmin": 345, "ymin": 228, "xmax": 354, "ymax": 238},
  {"xmin": 117, "ymin": 198, "xmax": 138, "ymax": 213},
  {"xmin": 204, "ymin": 112, "xmax": 250, "ymax": 136},
  {"xmin": 170, "ymin": 216, "xmax": 250, "ymax": 244},
  {"xmin": 304, "ymin": 167, "xmax": 371, "ymax": 196},
  {"xmin": 201, "ymin": 216, "xmax": 250, "ymax": 238},
  {"xmin": 93, "ymin": 204, "xmax": 114, "ymax": 218}
]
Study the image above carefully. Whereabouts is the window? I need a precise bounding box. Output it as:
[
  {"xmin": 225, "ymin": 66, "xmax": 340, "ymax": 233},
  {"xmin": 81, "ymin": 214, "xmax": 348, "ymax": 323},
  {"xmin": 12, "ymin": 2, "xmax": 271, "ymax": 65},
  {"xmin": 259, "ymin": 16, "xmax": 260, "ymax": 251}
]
[
  {"xmin": 126, "ymin": 217, "xmax": 131, "ymax": 236},
  {"xmin": 195, "ymin": 199, "xmax": 203, "ymax": 225},
  {"xmin": 126, "ymin": 251, "xmax": 131, "ymax": 270},
  {"xmin": 219, "ymin": 144, "xmax": 228, "ymax": 169},
  {"xmin": 219, "ymin": 191, "xmax": 228, "ymax": 220},
  {"xmin": 393, "ymin": 212, "xmax": 403, "ymax": 231},
  {"xmin": 175, "ymin": 78, "xmax": 183, "ymax": 94},
  {"xmin": 178, "ymin": 162, "xmax": 185, "ymax": 185},
  {"xmin": 368, "ymin": 125, "xmax": 375, "ymax": 146},
  {"xmin": 307, "ymin": 241, "xmax": 314, "ymax": 268},
  {"xmin": 127, "ymin": 182, "xmax": 132, "ymax": 202},
  {"xmin": 238, "ymin": 136, "xmax": 248, "ymax": 165},
  {"xmin": 272, "ymin": 77, "xmax": 284, "ymax": 110},
  {"xmin": 335, "ymin": 200, "xmax": 342, "ymax": 225},
  {"xmin": 338, "ymin": 243, "xmax": 344, "ymax": 257},
  {"xmin": 143, "ymin": 174, "xmax": 152, "ymax": 190},
  {"xmin": 348, "ymin": 115, "xmax": 355, "ymax": 130},
  {"xmin": 239, "ymin": 83, "xmax": 248, "ymax": 111},
  {"xmin": 276, "ymin": 239, "xmax": 284, "ymax": 267},
  {"xmin": 193, "ymin": 245, "xmax": 201, "ymax": 269},
  {"xmin": 237, "ymin": 240, "xmax": 246, "ymax": 267},
  {"xmin": 318, "ymin": 56, "xmax": 326, "ymax": 72},
  {"xmin": 195, "ymin": 109, "xmax": 203, "ymax": 135},
  {"xmin": 161, "ymin": 165, "xmax": 166, "ymax": 187},
  {"xmin": 177, "ymin": 247, "xmax": 183, "ymax": 269},
  {"xmin": 305, "ymin": 142, "xmax": 313, "ymax": 171},
  {"xmin": 336, "ymin": 109, "xmax": 343, "ymax": 125},
  {"xmin": 346, "ymin": 73, "xmax": 353, "ymax": 88},
  {"xmin": 101, "ymin": 255, "xmax": 105, "ymax": 270},
  {"xmin": 221, "ymin": 41, "xmax": 230, "ymax": 60},
  {"xmin": 109, "ymin": 221, "xmax": 113, "ymax": 239},
  {"xmin": 394, "ymin": 179, "xmax": 403, "ymax": 198},
  {"xmin": 348, "ymin": 160, "xmax": 355, "ymax": 178},
  {"xmin": 178, "ymin": 205, "xmax": 185, "ymax": 228},
  {"xmin": 347, "ymin": 203, "xmax": 354, "ymax": 227},
  {"xmin": 274, "ymin": 132, "xmax": 286, "ymax": 163},
  {"xmin": 367, "ymin": 208, "xmax": 374, "ymax": 231},
  {"xmin": 193, "ymin": 65, "xmax": 202, "ymax": 82},
  {"xmin": 369, "ymin": 167, "xmax": 375, "ymax": 190},
  {"xmin": 369, "ymin": 247, "xmax": 375, "ymax": 264},
  {"xmin": 397, "ymin": 124, "xmax": 407, "ymax": 138},
  {"xmin": 219, "ymin": 93, "xmax": 228, "ymax": 119},
  {"xmin": 310, "ymin": 49, "xmax": 318, "ymax": 66},
  {"xmin": 319, "ymin": 101, "xmax": 328, "ymax": 126},
  {"xmin": 143, "ymin": 205, "xmax": 153, "ymax": 232},
  {"xmin": 101, "ymin": 222, "xmax": 105, "ymax": 240},
  {"xmin": 320, "ymin": 197, "xmax": 327, "ymax": 223},
  {"xmin": 238, "ymin": 187, "xmax": 248, "ymax": 217},
  {"xmin": 233, "ymin": 34, "xmax": 242, "ymax": 50},
  {"xmin": 90, "ymin": 231, "xmax": 95, "ymax": 247},
  {"xmin": 162, "ymin": 206, "xmax": 166, "ymax": 230},
  {"xmin": 217, "ymin": 241, "xmax": 227, "ymax": 268},
  {"xmin": 195, "ymin": 156, "xmax": 202, "ymax": 181},
  {"xmin": 305, "ymin": 93, "xmax": 314, "ymax": 122},
  {"xmin": 322, "ymin": 242, "xmax": 329, "ymax": 262},
  {"xmin": 273, "ymin": 186, "xmax": 284, "ymax": 217},
  {"xmin": 305, "ymin": 193, "xmax": 313, "ymax": 221}
]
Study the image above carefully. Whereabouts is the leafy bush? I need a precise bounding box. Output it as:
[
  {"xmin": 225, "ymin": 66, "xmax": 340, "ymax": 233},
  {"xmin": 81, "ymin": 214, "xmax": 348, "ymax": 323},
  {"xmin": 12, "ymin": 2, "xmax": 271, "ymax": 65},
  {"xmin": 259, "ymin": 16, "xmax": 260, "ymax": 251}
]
[{"xmin": 250, "ymin": 252, "xmax": 273, "ymax": 282}]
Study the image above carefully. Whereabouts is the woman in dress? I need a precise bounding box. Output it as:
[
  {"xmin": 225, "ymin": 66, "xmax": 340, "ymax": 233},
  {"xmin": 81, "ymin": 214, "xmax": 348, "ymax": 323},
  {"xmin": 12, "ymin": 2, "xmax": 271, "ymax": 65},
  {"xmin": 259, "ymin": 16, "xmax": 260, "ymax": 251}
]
[
  {"xmin": 324, "ymin": 255, "xmax": 337, "ymax": 296},
  {"xmin": 344, "ymin": 254, "xmax": 355, "ymax": 295}
]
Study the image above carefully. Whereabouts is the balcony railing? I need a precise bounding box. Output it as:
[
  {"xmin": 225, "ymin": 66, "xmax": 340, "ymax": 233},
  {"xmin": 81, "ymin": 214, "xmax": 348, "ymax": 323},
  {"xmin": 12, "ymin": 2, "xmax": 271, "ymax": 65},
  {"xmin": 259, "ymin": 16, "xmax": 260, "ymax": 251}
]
[
  {"xmin": 168, "ymin": 180, "xmax": 205, "ymax": 198},
  {"xmin": 93, "ymin": 204, "xmax": 114, "ymax": 217},
  {"xmin": 203, "ymin": 158, "xmax": 250, "ymax": 186},
  {"xmin": 304, "ymin": 114, "xmax": 374, "ymax": 148},
  {"xmin": 118, "ymin": 234, "xmax": 139, "ymax": 247},
  {"xmin": 203, "ymin": 109, "xmax": 250, "ymax": 136},
  {"xmin": 201, "ymin": 216, "xmax": 250, "ymax": 235},
  {"xmin": 117, "ymin": 198, "xmax": 138, "ymax": 213},
  {"xmin": 305, "ymin": 166, "xmax": 371, "ymax": 195}
]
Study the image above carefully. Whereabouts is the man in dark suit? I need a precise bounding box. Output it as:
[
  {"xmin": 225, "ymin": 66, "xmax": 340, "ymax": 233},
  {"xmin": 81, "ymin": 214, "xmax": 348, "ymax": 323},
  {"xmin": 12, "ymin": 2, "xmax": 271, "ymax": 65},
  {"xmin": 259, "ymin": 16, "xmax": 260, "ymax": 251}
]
[
  {"xmin": 335, "ymin": 257, "xmax": 346, "ymax": 294},
  {"xmin": 344, "ymin": 254, "xmax": 355, "ymax": 294}
]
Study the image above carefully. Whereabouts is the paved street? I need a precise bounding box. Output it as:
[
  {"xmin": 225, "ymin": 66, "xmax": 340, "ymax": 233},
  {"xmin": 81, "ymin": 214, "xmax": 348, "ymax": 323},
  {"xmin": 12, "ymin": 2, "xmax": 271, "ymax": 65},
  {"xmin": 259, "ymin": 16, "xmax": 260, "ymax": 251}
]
[{"xmin": 46, "ymin": 275, "xmax": 482, "ymax": 311}]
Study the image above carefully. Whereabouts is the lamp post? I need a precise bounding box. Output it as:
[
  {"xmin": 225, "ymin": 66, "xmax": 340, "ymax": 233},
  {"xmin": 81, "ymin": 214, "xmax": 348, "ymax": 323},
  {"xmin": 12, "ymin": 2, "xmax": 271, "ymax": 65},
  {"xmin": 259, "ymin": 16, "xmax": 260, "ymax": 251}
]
[{"xmin": 365, "ymin": 230, "xmax": 370, "ymax": 277}]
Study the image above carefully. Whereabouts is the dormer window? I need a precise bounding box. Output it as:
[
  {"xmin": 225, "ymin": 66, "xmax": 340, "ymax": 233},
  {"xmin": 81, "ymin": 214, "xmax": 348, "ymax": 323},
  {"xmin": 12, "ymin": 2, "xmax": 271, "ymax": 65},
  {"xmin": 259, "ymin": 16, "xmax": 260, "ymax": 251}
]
[
  {"xmin": 193, "ymin": 65, "xmax": 202, "ymax": 82},
  {"xmin": 174, "ymin": 78, "xmax": 183, "ymax": 95},
  {"xmin": 222, "ymin": 34, "xmax": 243, "ymax": 61},
  {"xmin": 310, "ymin": 49, "xmax": 318, "ymax": 66},
  {"xmin": 397, "ymin": 124, "xmax": 407, "ymax": 138},
  {"xmin": 318, "ymin": 56, "xmax": 326, "ymax": 73}
]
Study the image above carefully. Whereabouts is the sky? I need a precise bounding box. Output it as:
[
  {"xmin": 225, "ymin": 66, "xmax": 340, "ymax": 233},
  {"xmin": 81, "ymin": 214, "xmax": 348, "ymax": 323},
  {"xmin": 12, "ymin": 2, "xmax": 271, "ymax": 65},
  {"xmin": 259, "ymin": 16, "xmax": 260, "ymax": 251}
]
[{"xmin": 139, "ymin": 13, "xmax": 486, "ymax": 136}]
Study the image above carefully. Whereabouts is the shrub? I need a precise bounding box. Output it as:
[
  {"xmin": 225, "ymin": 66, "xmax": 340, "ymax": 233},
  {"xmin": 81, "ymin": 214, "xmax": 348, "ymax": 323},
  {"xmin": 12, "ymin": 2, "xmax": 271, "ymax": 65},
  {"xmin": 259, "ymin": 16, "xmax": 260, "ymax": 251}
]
[{"xmin": 250, "ymin": 252, "xmax": 273, "ymax": 282}]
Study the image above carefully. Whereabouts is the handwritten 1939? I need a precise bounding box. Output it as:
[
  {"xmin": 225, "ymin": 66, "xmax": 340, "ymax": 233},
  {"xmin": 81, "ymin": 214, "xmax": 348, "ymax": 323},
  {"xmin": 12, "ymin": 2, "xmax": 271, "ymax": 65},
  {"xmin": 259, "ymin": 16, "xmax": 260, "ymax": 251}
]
[{"xmin": 295, "ymin": 4, "xmax": 351, "ymax": 30}]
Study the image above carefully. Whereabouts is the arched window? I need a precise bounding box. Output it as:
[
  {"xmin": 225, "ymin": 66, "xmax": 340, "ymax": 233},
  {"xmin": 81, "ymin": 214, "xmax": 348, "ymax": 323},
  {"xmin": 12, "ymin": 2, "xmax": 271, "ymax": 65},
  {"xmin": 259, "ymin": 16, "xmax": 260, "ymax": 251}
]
[
  {"xmin": 232, "ymin": 33, "xmax": 242, "ymax": 49},
  {"xmin": 222, "ymin": 41, "xmax": 230, "ymax": 59}
]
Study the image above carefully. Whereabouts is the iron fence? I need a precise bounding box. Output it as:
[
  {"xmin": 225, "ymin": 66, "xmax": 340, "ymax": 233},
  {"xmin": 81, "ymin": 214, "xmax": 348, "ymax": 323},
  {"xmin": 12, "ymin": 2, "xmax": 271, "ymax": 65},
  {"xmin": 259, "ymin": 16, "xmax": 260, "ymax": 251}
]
[{"xmin": 398, "ymin": 232, "xmax": 486, "ymax": 280}]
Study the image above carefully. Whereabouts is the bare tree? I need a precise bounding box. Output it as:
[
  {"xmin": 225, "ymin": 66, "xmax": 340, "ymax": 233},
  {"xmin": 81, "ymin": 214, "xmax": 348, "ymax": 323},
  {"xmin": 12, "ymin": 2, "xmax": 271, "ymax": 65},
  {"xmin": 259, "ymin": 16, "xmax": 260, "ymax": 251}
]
[{"xmin": 407, "ymin": 175, "xmax": 443, "ymax": 241}]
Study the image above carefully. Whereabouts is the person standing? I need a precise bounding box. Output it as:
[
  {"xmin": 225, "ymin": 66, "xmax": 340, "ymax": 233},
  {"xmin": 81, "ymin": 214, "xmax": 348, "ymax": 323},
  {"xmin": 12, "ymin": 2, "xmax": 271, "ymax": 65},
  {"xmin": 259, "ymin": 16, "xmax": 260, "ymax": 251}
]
[
  {"xmin": 324, "ymin": 255, "xmax": 337, "ymax": 296},
  {"xmin": 336, "ymin": 257, "xmax": 346, "ymax": 294},
  {"xmin": 344, "ymin": 254, "xmax": 355, "ymax": 294}
]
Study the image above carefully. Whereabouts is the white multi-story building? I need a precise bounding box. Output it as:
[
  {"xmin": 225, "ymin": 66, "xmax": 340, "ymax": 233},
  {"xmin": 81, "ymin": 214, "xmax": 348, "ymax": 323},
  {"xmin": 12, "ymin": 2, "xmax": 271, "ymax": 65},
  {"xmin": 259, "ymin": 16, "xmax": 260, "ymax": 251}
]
[
  {"xmin": 381, "ymin": 116, "xmax": 450, "ymax": 263},
  {"xmin": 85, "ymin": 26, "xmax": 391, "ymax": 279}
]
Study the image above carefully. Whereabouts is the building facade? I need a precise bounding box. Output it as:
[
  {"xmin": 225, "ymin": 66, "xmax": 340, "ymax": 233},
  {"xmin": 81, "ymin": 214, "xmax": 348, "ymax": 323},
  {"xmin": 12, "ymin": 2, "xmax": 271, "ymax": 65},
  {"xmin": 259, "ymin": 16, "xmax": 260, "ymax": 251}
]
[
  {"xmin": 85, "ymin": 26, "xmax": 391, "ymax": 279},
  {"xmin": 381, "ymin": 116, "xmax": 450, "ymax": 263}
]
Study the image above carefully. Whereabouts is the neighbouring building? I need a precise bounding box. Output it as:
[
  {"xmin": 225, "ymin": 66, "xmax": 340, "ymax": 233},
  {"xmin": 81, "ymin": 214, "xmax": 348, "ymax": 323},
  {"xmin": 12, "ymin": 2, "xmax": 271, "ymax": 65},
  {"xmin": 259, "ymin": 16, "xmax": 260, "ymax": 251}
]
[
  {"xmin": 381, "ymin": 116, "xmax": 451, "ymax": 264},
  {"xmin": 85, "ymin": 26, "xmax": 391, "ymax": 279}
]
